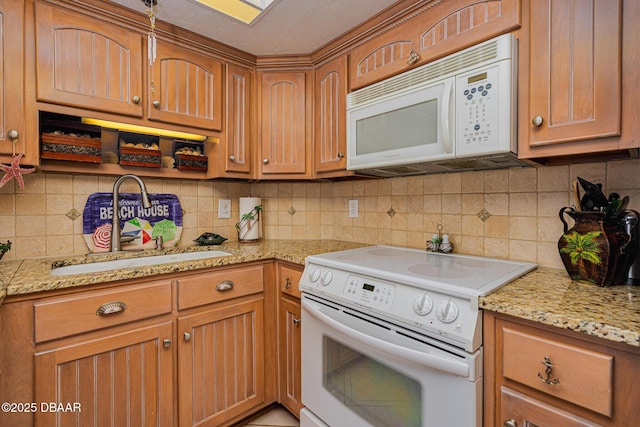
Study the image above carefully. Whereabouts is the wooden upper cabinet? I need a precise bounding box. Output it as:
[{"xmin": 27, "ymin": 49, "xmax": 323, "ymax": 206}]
[
  {"xmin": 349, "ymin": 0, "xmax": 520, "ymax": 89},
  {"xmin": 314, "ymin": 55, "xmax": 349, "ymax": 175},
  {"xmin": 520, "ymin": 0, "xmax": 627, "ymax": 157},
  {"xmin": 35, "ymin": 1, "xmax": 143, "ymax": 117},
  {"xmin": 0, "ymin": 0, "xmax": 35, "ymax": 164},
  {"xmin": 147, "ymin": 41, "xmax": 223, "ymax": 131},
  {"xmin": 258, "ymin": 70, "xmax": 310, "ymax": 177},
  {"xmin": 224, "ymin": 64, "xmax": 252, "ymax": 175}
]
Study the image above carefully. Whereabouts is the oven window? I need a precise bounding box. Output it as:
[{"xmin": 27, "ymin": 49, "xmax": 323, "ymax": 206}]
[{"xmin": 322, "ymin": 336, "xmax": 422, "ymax": 427}]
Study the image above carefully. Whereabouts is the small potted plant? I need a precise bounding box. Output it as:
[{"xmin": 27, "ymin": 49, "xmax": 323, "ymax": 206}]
[
  {"xmin": 0, "ymin": 240, "xmax": 11, "ymax": 260},
  {"xmin": 235, "ymin": 205, "xmax": 262, "ymax": 242}
]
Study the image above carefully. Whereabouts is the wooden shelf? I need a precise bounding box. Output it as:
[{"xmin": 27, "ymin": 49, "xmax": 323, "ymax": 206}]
[{"xmin": 38, "ymin": 160, "xmax": 207, "ymax": 179}]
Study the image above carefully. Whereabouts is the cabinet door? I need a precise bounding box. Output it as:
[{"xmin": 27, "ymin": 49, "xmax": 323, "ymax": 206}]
[
  {"xmin": 148, "ymin": 42, "xmax": 223, "ymax": 130},
  {"xmin": 349, "ymin": 0, "xmax": 519, "ymax": 89},
  {"xmin": 0, "ymin": 0, "xmax": 33, "ymax": 164},
  {"xmin": 279, "ymin": 296, "xmax": 302, "ymax": 416},
  {"xmin": 35, "ymin": 2, "xmax": 143, "ymax": 117},
  {"xmin": 259, "ymin": 71, "xmax": 309, "ymax": 176},
  {"xmin": 34, "ymin": 322, "xmax": 173, "ymax": 427},
  {"xmin": 178, "ymin": 298, "xmax": 265, "ymax": 427},
  {"xmin": 224, "ymin": 64, "xmax": 252, "ymax": 174},
  {"xmin": 314, "ymin": 56, "xmax": 348, "ymax": 174},
  {"xmin": 501, "ymin": 387, "xmax": 600, "ymax": 427},
  {"xmin": 526, "ymin": 0, "xmax": 621, "ymax": 147}
]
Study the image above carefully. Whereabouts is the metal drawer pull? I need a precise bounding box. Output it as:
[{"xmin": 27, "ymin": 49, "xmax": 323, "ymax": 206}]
[
  {"xmin": 96, "ymin": 301, "xmax": 127, "ymax": 316},
  {"xmin": 504, "ymin": 420, "xmax": 517, "ymax": 427},
  {"xmin": 163, "ymin": 339, "xmax": 171, "ymax": 348},
  {"xmin": 293, "ymin": 318, "xmax": 301, "ymax": 326},
  {"xmin": 285, "ymin": 277, "xmax": 291, "ymax": 289},
  {"xmin": 216, "ymin": 280, "xmax": 234, "ymax": 291},
  {"xmin": 537, "ymin": 356, "xmax": 560, "ymax": 385}
]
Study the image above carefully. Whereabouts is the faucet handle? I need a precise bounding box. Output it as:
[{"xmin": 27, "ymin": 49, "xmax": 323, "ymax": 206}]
[{"xmin": 155, "ymin": 235, "xmax": 164, "ymax": 250}]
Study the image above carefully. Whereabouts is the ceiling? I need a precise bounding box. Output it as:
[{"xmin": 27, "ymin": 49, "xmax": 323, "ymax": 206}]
[{"xmin": 109, "ymin": 0, "xmax": 401, "ymax": 56}]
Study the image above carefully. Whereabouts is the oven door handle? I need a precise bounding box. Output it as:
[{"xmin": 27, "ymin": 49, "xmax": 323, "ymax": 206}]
[{"xmin": 304, "ymin": 300, "xmax": 470, "ymax": 377}]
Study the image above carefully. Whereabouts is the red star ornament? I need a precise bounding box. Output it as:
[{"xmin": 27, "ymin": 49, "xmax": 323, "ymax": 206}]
[{"xmin": 0, "ymin": 153, "xmax": 36, "ymax": 190}]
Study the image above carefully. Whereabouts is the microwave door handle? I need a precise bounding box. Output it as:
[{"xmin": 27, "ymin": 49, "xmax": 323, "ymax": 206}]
[
  {"xmin": 303, "ymin": 300, "xmax": 470, "ymax": 377},
  {"xmin": 441, "ymin": 79, "xmax": 454, "ymax": 154}
]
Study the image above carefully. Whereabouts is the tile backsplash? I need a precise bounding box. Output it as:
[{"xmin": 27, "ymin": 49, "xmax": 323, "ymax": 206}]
[{"xmin": 1, "ymin": 158, "xmax": 638, "ymax": 269}]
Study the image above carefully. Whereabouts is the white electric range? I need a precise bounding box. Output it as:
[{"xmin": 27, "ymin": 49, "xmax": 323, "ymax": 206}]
[{"xmin": 299, "ymin": 245, "xmax": 536, "ymax": 427}]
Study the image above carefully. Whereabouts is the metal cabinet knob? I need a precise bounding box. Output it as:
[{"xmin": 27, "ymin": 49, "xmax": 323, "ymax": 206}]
[
  {"xmin": 229, "ymin": 155, "xmax": 236, "ymax": 162},
  {"xmin": 163, "ymin": 339, "xmax": 171, "ymax": 348},
  {"xmin": 263, "ymin": 158, "xmax": 269, "ymax": 165},
  {"xmin": 337, "ymin": 152, "xmax": 345, "ymax": 159},
  {"xmin": 183, "ymin": 332, "xmax": 192, "ymax": 341},
  {"xmin": 8, "ymin": 129, "xmax": 19, "ymax": 141},
  {"xmin": 293, "ymin": 318, "xmax": 301, "ymax": 326},
  {"xmin": 132, "ymin": 95, "xmax": 141, "ymax": 104},
  {"xmin": 531, "ymin": 115, "xmax": 544, "ymax": 127},
  {"xmin": 153, "ymin": 100, "xmax": 161, "ymax": 109},
  {"xmin": 407, "ymin": 50, "xmax": 420, "ymax": 65},
  {"xmin": 504, "ymin": 420, "xmax": 517, "ymax": 427}
]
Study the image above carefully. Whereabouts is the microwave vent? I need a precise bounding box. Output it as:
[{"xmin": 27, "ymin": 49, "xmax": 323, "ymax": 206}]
[{"xmin": 348, "ymin": 38, "xmax": 504, "ymax": 109}]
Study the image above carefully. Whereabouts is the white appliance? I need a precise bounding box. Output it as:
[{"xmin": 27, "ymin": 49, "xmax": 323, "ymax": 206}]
[
  {"xmin": 299, "ymin": 245, "xmax": 536, "ymax": 427},
  {"xmin": 347, "ymin": 34, "xmax": 531, "ymax": 177}
]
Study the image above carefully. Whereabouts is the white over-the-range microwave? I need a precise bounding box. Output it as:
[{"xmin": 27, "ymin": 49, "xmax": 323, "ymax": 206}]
[{"xmin": 346, "ymin": 33, "xmax": 532, "ymax": 177}]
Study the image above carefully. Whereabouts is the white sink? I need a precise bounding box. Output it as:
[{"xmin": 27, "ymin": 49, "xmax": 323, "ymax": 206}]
[{"xmin": 51, "ymin": 250, "xmax": 232, "ymax": 276}]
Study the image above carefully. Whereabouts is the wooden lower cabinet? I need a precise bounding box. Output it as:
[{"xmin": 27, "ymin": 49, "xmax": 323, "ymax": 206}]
[
  {"xmin": 34, "ymin": 322, "xmax": 174, "ymax": 427},
  {"xmin": 277, "ymin": 262, "xmax": 303, "ymax": 416},
  {"xmin": 177, "ymin": 297, "xmax": 265, "ymax": 427},
  {"xmin": 279, "ymin": 296, "xmax": 302, "ymax": 416},
  {"xmin": 484, "ymin": 311, "xmax": 640, "ymax": 427}
]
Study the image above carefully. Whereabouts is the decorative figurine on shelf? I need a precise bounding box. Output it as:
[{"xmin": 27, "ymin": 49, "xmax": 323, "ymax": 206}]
[{"xmin": 427, "ymin": 224, "xmax": 453, "ymax": 253}]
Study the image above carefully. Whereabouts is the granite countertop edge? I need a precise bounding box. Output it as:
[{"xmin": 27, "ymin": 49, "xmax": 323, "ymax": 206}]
[{"xmin": 1, "ymin": 241, "xmax": 638, "ymax": 348}]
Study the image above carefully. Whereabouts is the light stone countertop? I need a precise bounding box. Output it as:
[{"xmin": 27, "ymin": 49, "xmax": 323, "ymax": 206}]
[
  {"xmin": 1, "ymin": 241, "xmax": 639, "ymax": 348},
  {"xmin": 480, "ymin": 267, "xmax": 640, "ymax": 347}
]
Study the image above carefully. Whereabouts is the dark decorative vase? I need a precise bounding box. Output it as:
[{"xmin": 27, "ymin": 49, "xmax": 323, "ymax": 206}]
[{"xmin": 558, "ymin": 207, "xmax": 638, "ymax": 286}]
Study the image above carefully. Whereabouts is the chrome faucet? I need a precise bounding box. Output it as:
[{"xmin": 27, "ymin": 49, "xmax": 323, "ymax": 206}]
[{"xmin": 110, "ymin": 174, "xmax": 152, "ymax": 252}]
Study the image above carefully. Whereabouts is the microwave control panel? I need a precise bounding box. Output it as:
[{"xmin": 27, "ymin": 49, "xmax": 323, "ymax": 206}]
[{"xmin": 455, "ymin": 60, "xmax": 512, "ymax": 156}]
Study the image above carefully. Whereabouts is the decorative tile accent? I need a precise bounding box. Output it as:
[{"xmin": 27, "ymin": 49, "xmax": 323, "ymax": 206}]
[
  {"xmin": 288, "ymin": 206, "xmax": 297, "ymax": 216},
  {"xmin": 387, "ymin": 207, "xmax": 396, "ymax": 218},
  {"xmin": 65, "ymin": 208, "xmax": 81, "ymax": 221},
  {"xmin": 477, "ymin": 208, "xmax": 492, "ymax": 222}
]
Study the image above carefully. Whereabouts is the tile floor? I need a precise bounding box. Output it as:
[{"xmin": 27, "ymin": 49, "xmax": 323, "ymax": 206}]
[{"xmin": 238, "ymin": 406, "xmax": 300, "ymax": 427}]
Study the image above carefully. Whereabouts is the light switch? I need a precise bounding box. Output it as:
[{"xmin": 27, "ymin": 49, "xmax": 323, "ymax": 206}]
[
  {"xmin": 218, "ymin": 199, "xmax": 231, "ymax": 218},
  {"xmin": 348, "ymin": 199, "xmax": 359, "ymax": 218}
]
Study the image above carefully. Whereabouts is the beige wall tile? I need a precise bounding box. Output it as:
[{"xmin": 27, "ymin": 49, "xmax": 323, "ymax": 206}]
[
  {"xmin": 509, "ymin": 193, "xmax": 537, "ymax": 216},
  {"xmin": 484, "ymin": 215, "xmax": 509, "ymax": 238},
  {"xmin": 570, "ymin": 162, "xmax": 606, "ymax": 189},
  {"xmin": 484, "ymin": 170, "xmax": 509, "ymax": 193},
  {"xmin": 442, "ymin": 173, "xmax": 461, "ymax": 194},
  {"xmin": 510, "ymin": 216, "xmax": 537, "ymax": 241},
  {"xmin": 509, "ymin": 168, "xmax": 537, "ymax": 192},
  {"xmin": 461, "ymin": 171, "xmax": 484, "ymax": 193},
  {"xmin": 538, "ymin": 165, "xmax": 569, "ymax": 192},
  {"xmin": 16, "ymin": 194, "xmax": 45, "ymax": 215}
]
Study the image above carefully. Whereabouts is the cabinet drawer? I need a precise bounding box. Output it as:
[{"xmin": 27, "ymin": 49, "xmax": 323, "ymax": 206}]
[
  {"xmin": 177, "ymin": 265, "xmax": 264, "ymax": 310},
  {"xmin": 34, "ymin": 280, "xmax": 172, "ymax": 343},
  {"xmin": 279, "ymin": 264, "xmax": 302, "ymax": 299},
  {"xmin": 502, "ymin": 326, "xmax": 613, "ymax": 416}
]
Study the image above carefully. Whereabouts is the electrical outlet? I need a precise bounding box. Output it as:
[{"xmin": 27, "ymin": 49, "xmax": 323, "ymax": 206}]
[
  {"xmin": 348, "ymin": 199, "xmax": 359, "ymax": 218},
  {"xmin": 218, "ymin": 199, "xmax": 231, "ymax": 219}
]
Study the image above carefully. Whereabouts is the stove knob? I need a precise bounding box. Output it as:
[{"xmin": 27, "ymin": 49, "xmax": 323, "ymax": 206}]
[
  {"xmin": 436, "ymin": 299, "xmax": 459, "ymax": 324},
  {"xmin": 413, "ymin": 293, "xmax": 433, "ymax": 316},
  {"xmin": 321, "ymin": 271, "xmax": 333, "ymax": 286},
  {"xmin": 309, "ymin": 268, "xmax": 321, "ymax": 283}
]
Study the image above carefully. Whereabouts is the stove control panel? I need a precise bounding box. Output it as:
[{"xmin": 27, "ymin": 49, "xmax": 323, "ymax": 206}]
[
  {"xmin": 301, "ymin": 262, "xmax": 482, "ymax": 351},
  {"xmin": 344, "ymin": 275, "xmax": 395, "ymax": 310}
]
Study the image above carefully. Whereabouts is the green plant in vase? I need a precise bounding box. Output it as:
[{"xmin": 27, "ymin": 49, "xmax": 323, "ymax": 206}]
[{"xmin": 0, "ymin": 240, "xmax": 12, "ymax": 260}]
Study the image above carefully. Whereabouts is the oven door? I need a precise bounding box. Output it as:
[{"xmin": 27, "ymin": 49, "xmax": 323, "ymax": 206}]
[{"xmin": 301, "ymin": 295, "xmax": 481, "ymax": 427}]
